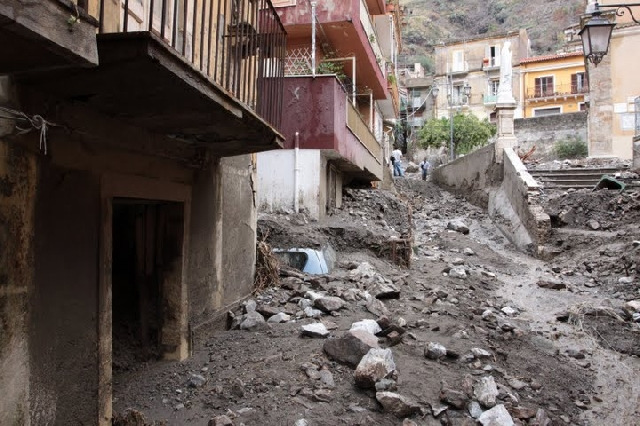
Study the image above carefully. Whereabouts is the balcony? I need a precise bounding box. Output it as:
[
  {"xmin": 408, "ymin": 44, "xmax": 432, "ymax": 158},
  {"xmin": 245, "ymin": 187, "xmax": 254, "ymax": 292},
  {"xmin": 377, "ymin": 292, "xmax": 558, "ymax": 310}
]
[
  {"xmin": 526, "ymin": 83, "xmax": 589, "ymax": 101},
  {"xmin": 275, "ymin": 0, "xmax": 388, "ymax": 99},
  {"xmin": 484, "ymin": 94, "xmax": 497, "ymax": 104},
  {"xmin": 280, "ymin": 75, "xmax": 382, "ymax": 181},
  {"xmin": 482, "ymin": 58, "xmax": 500, "ymax": 71},
  {"xmin": 17, "ymin": 0, "xmax": 286, "ymax": 157},
  {"xmin": 450, "ymin": 61, "xmax": 469, "ymax": 75},
  {"xmin": 0, "ymin": 0, "xmax": 99, "ymax": 74}
]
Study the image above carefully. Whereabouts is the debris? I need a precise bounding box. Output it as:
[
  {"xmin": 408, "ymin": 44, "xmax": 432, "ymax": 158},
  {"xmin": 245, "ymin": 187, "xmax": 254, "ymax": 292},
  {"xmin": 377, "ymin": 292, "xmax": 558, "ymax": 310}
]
[
  {"xmin": 425, "ymin": 342, "xmax": 447, "ymax": 360},
  {"xmin": 350, "ymin": 319, "xmax": 382, "ymax": 335},
  {"xmin": 323, "ymin": 330, "xmax": 379, "ymax": 367},
  {"xmin": 208, "ymin": 415, "xmax": 233, "ymax": 426},
  {"xmin": 447, "ymin": 219, "xmax": 470, "ymax": 234},
  {"xmin": 439, "ymin": 386, "xmax": 469, "ymax": 409},
  {"xmin": 478, "ymin": 404, "xmax": 514, "ymax": 426},
  {"xmin": 300, "ymin": 323, "xmax": 330, "ymax": 338},
  {"xmin": 375, "ymin": 392, "xmax": 421, "ymax": 418},
  {"xmin": 593, "ymin": 175, "xmax": 625, "ymax": 192},
  {"xmin": 449, "ymin": 265, "xmax": 468, "ymax": 279},
  {"xmin": 474, "ymin": 376, "xmax": 499, "ymax": 408},
  {"xmin": 354, "ymin": 348, "xmax": 396, "ymax": 389},
  {"xmin": 240, "ymin": 311, "xmax": 268, "ymax": 331},
  {"xmin": 187, "ymin": 374, "xmax": 207, "ymax": 388},
  {"xmin": 314, "ymin": 296, "xmax": 345, "ymax": 312},
  {"xmin": 267, "ymin": 312, "xmax": 291, "ymax": 323}
]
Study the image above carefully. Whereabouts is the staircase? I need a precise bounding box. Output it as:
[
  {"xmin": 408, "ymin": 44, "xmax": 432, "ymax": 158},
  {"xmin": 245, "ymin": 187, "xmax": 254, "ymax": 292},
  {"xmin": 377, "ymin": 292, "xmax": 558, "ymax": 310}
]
[{"xmin": 527, "ymin": 167, "xmax": 624, "ymax": 189}]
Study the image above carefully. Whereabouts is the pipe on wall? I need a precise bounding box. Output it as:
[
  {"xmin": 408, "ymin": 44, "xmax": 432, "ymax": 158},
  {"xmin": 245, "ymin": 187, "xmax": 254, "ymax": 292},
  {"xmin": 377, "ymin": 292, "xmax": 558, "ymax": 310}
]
[{"xmin": 294, "ymin": 131, "xmax": 300, "ymax": 213}]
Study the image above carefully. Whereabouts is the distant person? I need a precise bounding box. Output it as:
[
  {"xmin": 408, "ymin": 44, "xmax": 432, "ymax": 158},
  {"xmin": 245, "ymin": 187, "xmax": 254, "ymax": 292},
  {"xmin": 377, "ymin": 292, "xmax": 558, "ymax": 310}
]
[
  {"xmin": 420, "ymin": 158, "xmax": 431, "ymax": 180},
  {"xmin": 391, "ymin": 148, "xmax": 404, "ymax": 177}
]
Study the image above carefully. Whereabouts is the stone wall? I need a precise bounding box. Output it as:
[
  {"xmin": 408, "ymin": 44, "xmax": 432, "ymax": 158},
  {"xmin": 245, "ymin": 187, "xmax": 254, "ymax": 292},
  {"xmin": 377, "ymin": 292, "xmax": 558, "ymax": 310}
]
[{"xmin": 514, "ymin": 111, "xmax": 588, "ymax": 160}]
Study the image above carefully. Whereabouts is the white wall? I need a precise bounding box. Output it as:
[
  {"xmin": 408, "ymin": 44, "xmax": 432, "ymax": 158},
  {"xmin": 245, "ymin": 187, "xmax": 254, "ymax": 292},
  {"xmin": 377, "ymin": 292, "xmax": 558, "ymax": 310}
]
[{"xmin": 257, "ymin": 150, "xmax": 323, "ymax": 219}]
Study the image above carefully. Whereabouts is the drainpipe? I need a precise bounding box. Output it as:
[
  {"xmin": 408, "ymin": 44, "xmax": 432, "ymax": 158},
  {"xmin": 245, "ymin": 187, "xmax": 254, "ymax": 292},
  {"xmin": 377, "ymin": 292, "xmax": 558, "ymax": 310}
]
[
  {"xmin": 352, "ymin": 56, "xmax": 356, "ymax": 107},
  {"xmin": 311, "ymin": 1, "xmax": 317, "ymax": 77},
  {"xmin": 294, "ymin": 132, "xmax": 300, "ymax": 213}
]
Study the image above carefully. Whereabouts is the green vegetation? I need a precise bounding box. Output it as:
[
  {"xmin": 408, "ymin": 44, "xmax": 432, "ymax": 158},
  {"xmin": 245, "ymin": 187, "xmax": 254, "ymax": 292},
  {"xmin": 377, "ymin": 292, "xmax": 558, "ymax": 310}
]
[
  {"xmin": 417, "ymin": 114, "xmax": 496, "ymax": 156},
  {"xmin": 553, "ymin": 137, "xmax": 588, "ymax": 159}
]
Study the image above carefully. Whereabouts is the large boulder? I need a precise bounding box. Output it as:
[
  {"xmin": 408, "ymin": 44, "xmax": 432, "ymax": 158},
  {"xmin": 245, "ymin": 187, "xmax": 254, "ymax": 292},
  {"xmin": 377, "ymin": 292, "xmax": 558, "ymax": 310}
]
[
  {"xmin": 375, "ymin": 392, "xmax": 421, "ymax": 417},
  {"xmin": 474, "ymin": 376, "xmax": 499, "ymax": 408},
  {"xmin": 478, "ymin": 404, "xmax": 514, "ymax": 426}
]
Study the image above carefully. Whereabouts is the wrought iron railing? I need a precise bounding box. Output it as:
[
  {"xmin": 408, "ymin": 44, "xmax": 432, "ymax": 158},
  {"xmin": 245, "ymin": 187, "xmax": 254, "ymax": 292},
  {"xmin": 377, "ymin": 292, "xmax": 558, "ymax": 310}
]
[
  {"xmin": 526, "ymin": 83, "xmax": 588, "ymax": 99},
  {"xmin": 99, "ymin": 0, "xmax": 286, "ymax": 130}
]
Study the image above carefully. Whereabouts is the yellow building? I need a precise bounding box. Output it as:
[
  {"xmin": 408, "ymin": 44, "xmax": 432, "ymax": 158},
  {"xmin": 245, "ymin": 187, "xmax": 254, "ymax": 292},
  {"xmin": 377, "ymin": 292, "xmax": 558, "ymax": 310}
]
[{"xmin": 520, "ymin": 51, "xmax": 588, "ymax": 118}]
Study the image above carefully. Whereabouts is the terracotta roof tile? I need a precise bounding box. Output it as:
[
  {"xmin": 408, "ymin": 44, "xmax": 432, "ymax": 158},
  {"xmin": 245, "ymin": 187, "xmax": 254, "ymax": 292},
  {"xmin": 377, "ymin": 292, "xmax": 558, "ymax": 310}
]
[{"xmin": 520, "ymin": 51, "xmax": 584, "ymax": 64}]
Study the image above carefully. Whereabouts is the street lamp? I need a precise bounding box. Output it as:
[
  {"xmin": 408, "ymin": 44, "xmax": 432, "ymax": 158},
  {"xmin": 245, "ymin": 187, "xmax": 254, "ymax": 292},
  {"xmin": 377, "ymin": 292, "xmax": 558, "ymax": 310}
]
[
  {"xmin": 580, "ymin": 2, "xmax": 640, "ymax": 66},
  {"xmin": 446, "ymin": 80, "xmax": 471, "ymax": 160}
]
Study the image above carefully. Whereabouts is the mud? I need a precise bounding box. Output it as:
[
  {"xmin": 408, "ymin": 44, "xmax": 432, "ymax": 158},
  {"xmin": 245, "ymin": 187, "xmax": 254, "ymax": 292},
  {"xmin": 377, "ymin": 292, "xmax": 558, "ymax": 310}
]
[{"xmin": 113, "ymin": 175, "xmax": 640, "ymax": 426}]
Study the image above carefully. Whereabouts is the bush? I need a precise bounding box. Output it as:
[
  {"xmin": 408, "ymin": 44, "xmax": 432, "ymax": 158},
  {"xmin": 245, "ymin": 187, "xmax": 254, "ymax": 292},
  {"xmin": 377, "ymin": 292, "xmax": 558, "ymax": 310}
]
[{"xmin": 553, "ymin": 137, "xmax": 588, "ymax": 159}]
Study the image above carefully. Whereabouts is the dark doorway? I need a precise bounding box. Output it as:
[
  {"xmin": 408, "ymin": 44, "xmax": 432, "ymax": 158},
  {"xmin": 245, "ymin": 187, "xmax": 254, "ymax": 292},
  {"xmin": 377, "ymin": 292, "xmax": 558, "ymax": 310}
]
[{"xmin": 111, "ymin": 199, "xmax": 185, "ymax": 373}]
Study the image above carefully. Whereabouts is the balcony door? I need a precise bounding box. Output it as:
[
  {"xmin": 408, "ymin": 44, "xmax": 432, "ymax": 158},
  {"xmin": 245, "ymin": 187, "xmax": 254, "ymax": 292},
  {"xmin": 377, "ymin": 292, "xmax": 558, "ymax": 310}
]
[{"xmin": 534, "ymin": 76, "xmax": 554, "ymax": 97}]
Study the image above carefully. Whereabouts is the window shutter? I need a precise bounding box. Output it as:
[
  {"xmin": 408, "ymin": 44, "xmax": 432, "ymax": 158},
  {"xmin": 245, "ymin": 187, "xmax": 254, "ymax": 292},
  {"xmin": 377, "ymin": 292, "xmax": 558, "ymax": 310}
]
[{"xmin": 571, "ymin": 73, "xmax": 577, "ymax": 94}]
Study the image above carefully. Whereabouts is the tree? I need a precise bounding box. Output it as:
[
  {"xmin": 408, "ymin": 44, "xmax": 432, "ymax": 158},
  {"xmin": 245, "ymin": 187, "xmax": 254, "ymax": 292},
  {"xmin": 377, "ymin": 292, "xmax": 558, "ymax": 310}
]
[{"xmin": 417, "ymin": 113, "xmax": 496, "ymax": 156}]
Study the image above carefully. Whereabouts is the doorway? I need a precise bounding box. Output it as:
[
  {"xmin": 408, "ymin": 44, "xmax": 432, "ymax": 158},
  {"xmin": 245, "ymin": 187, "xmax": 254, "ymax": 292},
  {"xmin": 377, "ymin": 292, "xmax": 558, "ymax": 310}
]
[{"xmin": 111, "ymin": 199, "xmax": 185, "ymax": 373}]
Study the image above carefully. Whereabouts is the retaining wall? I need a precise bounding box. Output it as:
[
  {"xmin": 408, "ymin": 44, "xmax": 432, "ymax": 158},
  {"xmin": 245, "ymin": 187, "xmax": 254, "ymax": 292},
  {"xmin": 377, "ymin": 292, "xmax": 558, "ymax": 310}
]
[{"xmin": 514, "ymin": 111, "xmax": 588, "ymax": 159}]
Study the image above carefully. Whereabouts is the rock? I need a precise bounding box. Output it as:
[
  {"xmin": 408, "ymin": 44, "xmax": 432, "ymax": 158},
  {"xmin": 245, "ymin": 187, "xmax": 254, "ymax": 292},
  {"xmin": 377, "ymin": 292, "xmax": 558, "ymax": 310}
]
[
  {"xmin": 474, "ymin": 376, "xmax": 499, "ymax": 408},
  {"xmin": 366, "ymin": 297, "xmax": 390, "ymax": 317},
  {"xmin": 350, "ymin": 319, "xmax": 382, "ymax": 335},
  {"xmin": 239, "ymin": 311, "xmax": 267, "ymax": 331},
  {"xmin": 375, "ymin": 378, "xmax": 397, "ymax": 392},
  {"xmin": 633, "ymin": 313, "xmax": 640, "ymax": 322},
  {"xmin": 209, "ymin": 415, "xmax": 233, "ymax": 426},
  {"xmin": 349, "ymin": 262, "xmax": 378, "ymax": 278},
  {"xmin": 624, "ymin": 300, "xmax": 640, "ymax": 315},
  {"xmin": 174, "ymin": 403, "xmax": 184, "ymax": 411},
  {"xmin": 619, "ymin": 276, "xmax": 634, "ymax": 284},
  {"xmin": 471, "ymin": 348, "xmax": 492, "ymax": 359},
  {"xmin": 243, "ymin": 299, "xmax": 257, "ymax": 313},
  {"xmin": 402, "ymin": 420, "xmax": 418, "ymax": 426},
  {"xmin": 478, "ymin": 404, "xmax": 514, "ymax": 426},
  {"xmin": 294, "ymin": 420, "xmax": 309, "ymax": 426},
  {"xmin": 300, "ymin": 322, "xmax": 330, "ymax": 338},
  {"xmin": 370, "ymin": 281, "xmax": 401, "ymax": 299},
  {"xmin": 507, "ymin": 378, "xmax": 528, "ymax": 391},
  {"xmin": 323, "ymin": 330, "xmax": 379, "ymax": 367},
  {"xmin": 187, "ymin": 374, "xmax": 207, "ymax": 388},
  {"xmin": 537, "ymin": 277, "xmax": 566, "ymax": 290},
  {"xmin": 267, "ymin": 312, "xmax": 291, "ymax": 323},
  {"xmin": 319, "ymin": 369, "xmax": 335, "ymax": 388},
  {"xmin": 469, "ymin": 401, "xmax": 483, "ymax": 419},
  {"xmin": 452, "ymin": 257, "xmax": 465, "ymax": 265},
  {"xmin": 304, "ymin": 290, "xmax": 325, "ymax": 301},
  {"xmin": 314, "ymin": 296, "xmax": 345, "ymax": 312},
  {"xmin": 587, "ymin": 219, "xmax": 600, "ymax": 230},
  {"xmin": 354, "ymin": 348, "xmax": 396, "ymax": 389},
  {"xmin": 447, "ymin": 219, "xmax": 470, "ymax": 235},
  {"xmin": 431, "ymin": 404, "xmax": 448, "ymax": 417},
  {"xmin": 256, "ymin": 305, "xmax": 280, "ymax": 317},
  {"xmin": 375, "ymin": 392, "xmax": 420, "ymax": 418},
  {"xmin": 298, "ymin": 298, "xmax": 313, "ymax": 309},
  {"xmin": 425, "ymin": 342, "xmax": 447, "ymax": 360},
  {"xmin": 464, "ymin": 247, "xmax": 475, "ymax": 256},
  {"xmin": 231, "ymin": 378, "xmax": 245, "ymax": 397},
  {"xmin": 566, "ymin": 349, "xmax": 585, "ymax": 359},
  {"xmin": 449, "ymin": 265, "xmax": 467, "ymax": 279},
  {"xmin": 510, "ymin": 406, "xmax": 536, "ymax": 419},
  {"xmin": 440, "ymin": 387, "xmax": 468, "ymax": 409},
  {"xmin": 303, "ymin": 307, "xmax": 323, "ymax": 318},
  {"xmin": 501, "ymin": 307, "xmax": 517, "ymax": 316},
  {"xmin": 533, "ymin": 408, "xmax": 551, "ymax": 426}
]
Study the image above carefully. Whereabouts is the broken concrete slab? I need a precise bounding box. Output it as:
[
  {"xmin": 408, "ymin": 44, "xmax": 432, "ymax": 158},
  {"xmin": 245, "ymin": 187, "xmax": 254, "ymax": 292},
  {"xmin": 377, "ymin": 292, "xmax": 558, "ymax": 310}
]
[
  {"xmin": 478, "ymin": 404, "xmax": 514, "ymax": 426},
  {"xmin": 300, "ymin": 323, "xmax": 330, "ymax": 338}
]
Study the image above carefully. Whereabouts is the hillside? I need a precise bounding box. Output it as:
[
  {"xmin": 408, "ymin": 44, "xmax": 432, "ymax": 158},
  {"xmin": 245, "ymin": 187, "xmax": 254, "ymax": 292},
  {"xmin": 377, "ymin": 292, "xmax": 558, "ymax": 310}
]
[{"xmin": 400, "ymin": 0, "xmax": 586, "ymax": 71}]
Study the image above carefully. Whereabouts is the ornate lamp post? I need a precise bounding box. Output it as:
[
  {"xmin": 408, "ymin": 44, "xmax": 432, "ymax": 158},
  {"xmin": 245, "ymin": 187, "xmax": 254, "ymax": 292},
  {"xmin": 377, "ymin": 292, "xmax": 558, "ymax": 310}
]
[{"xmin": 580, "ymin": 2, "xmax": 640, "ymax": 66}]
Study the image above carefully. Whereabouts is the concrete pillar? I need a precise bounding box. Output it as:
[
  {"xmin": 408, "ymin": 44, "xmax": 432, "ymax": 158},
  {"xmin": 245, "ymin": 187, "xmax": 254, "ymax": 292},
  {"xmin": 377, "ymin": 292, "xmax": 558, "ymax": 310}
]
[
  {"xmin": 495, "ymin": 102, "xmax": 518, "ymax": 163},
  {"xmin": 634, "ymin": 136, "xmax": 640, "ymax": 170}
]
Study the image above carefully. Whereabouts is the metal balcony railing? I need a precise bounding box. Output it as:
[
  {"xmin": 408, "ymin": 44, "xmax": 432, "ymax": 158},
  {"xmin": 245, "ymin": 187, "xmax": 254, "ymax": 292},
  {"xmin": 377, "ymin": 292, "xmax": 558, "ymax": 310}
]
[
  {"xmin": 359, "ymin": 0, "xmax": 385, "ymax": 77},
  {"xmin": 99, "ymin": 0, "xmax": 286, "ymax": 130},
  {"xmin": 526, "ymin": 83, "xmax": 589, "ymax": 99},
  {"xmin": 483, "ymin": 94, "xmax": 497, "ymax": 104}
]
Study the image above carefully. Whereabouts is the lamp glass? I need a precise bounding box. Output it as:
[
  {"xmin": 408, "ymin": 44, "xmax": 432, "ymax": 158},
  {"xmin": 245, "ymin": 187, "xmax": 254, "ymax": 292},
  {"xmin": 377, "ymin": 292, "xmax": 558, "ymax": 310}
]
[
  {"xmin": 432, "ymin": 86, "xmax": 440, "ymax": 98},
  {"xmin": 579, "ymin": 14, "xmax": 615, "ymax": 58}
]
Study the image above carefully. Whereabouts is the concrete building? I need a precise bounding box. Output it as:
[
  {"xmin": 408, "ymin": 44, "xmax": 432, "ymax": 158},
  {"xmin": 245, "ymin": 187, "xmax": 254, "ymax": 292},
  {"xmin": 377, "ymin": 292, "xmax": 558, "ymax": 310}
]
[
  {"xmin": 258, "ymin": 0, "xmax": 401, "ymax": 219},
  {"xmin": 520, "ymin": 51, "xmax": 588, "ymax": 118},
  {"xmin": 433, "ymin": 30, "xmax": 531, "ymax": 122},
  {"xmin": 0, "ymin": 0, "xmax": 285, "ymax": 424},
  {"xmin": 583, "ymin": 0, "xmax": 640, "ymax": 159}
]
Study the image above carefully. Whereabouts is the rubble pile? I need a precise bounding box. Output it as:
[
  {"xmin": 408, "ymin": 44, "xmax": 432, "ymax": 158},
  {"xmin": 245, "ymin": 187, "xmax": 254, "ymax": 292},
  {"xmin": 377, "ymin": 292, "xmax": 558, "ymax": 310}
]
[{"xmin": 112, "ymin": 178, "xmax": 640, "ymax": 426}]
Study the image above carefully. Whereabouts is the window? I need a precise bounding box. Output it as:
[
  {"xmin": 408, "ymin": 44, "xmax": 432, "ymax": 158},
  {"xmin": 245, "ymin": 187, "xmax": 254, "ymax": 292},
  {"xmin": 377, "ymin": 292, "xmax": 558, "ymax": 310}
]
[
  {"xmin": 489, "ymin": 45, "xmax": 501, "ymax": 67},
  {"xmin": 571, "ymin": 72, "xmax": 588, "ymax": 94},
  {"xmin": 534, "ymin": 76, "xmax": 554, "ymax": 97},
  {"xmin": 488, "ymin": 79, "xmax": 499, "ymax": 96},
  {"xmin": 451, "ymin": 84, "xmax": 464, "ymax": 104},
  {"xmin": 534, "ymin": 107, "xmax": 561, "ymax": 117},
  {"xmin": 452, "ymin": 50, "xmax": 465, "ymax": 72}
]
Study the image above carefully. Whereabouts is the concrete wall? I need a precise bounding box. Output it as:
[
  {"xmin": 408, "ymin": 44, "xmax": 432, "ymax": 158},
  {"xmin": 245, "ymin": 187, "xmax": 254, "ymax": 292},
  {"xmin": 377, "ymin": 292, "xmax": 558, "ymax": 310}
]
[
  {"xmin": 430, "ymin": 144, "xmax": 502, "ymax": 208},
  {"xmin": 257, "ymin": 149, "xmax": 323, "ymax": 219},
  {"xmin": 514, "ymin": 111, "xmax": 588, "ymax": 159},
  {"xmin": 431, "ymin": 143, "xmax": 550, "ymax": 254}
]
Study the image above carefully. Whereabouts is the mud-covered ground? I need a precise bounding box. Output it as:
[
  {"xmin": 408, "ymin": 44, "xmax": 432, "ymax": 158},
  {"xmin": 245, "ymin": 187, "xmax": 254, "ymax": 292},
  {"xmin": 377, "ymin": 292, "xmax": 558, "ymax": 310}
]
[{"xmin": 113, "ymin": 174, "xmax": 640, "ymax": 426}]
